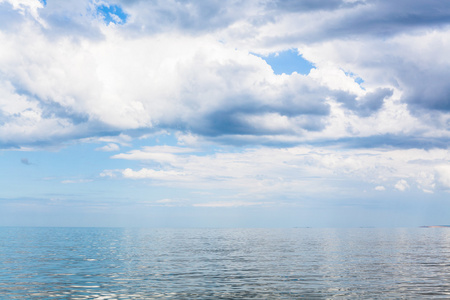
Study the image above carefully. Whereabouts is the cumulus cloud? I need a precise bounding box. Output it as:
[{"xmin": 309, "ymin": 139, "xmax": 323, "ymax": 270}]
[
  {"xmin": 436, "ymin": 165, "xmax": 450, "ymax": 189},
  {"xmin": 343, "ymin": 88, "xmax": 393, "ymax": 117},
  {"xmin": 0, "ymin": 16, "xmax": 341, "ymax": 147},
  {"xmin": 395, "ymin": 179, "xmax": 410, "ymax": 192},
  {"xmin": 300, "ymin": 29, "xmax": 450, "ymax": 120},
  {"xmin": 0, "ymin": 0, "xmax": 449, "ymax": 150}
]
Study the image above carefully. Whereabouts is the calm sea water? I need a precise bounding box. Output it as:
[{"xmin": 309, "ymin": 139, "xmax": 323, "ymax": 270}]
[{"xmin": 1, "ymin": 227, "xmax": 450, "ymax": 299}]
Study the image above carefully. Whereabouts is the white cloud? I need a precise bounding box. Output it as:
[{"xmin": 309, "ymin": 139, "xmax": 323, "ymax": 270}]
[
  {"xmin": 395, "ymin": 179, "xmax": 410, "ymax": 192},
  {"xmin": 416, "ymin": 171, "xmax": 435, "ymax": 193},
  {"xmin": 111, "ymin": 146, "xmax": 196, "ymax": 163},
  {"xmin": 2, "ymin": 1, "xmax": 449, "ymax": 150},
  {"xmin": 122, "ymin": 168, "xmax": 188, "ymax": 181},
  {"xmin": 84, "ymin": 134, "xmax": 132, "ymax": 146},
  {"xmin": 0, "ymin": 0, "xmax": 449, "ymax": 154},
  {"xmin": 436, "ymin": 165, "xmax": 450, "ymax": 189},
  {"xmin": 61, "ymin": 179, "xmax": 93, "ymax": 184},
  {"xmin": 0, "ymin": 21, "xmax": 337, "ymax": 145},
  {"xmin": 1, "ymin": 0, "xmax": 47, "ymax": 26},
  {"xmin": 102, "ymin": 146, "xmax": 450, "ymax": 200},
  {"xmin": 99, "ymin": 169, "xmax": 119, "ymax": 178},
  {"xmin": 155, "ymin": 198, "xmax": 176, "ymax": 204},
  {"xmin": 193, "ymin": 201, "xmax": 270, "ymax": 208},
  {"xmin": 96, "ymin": 143, "xmax": 120, "ymax": 152},
  {"xmin": 137, "ymin": 198, "xmax": 183, "ymax": 207}
]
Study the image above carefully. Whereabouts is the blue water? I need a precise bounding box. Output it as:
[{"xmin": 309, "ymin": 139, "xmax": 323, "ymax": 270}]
[{"xmin": 1, "ymin": 227, "xmax": 450, "ymax": 299}]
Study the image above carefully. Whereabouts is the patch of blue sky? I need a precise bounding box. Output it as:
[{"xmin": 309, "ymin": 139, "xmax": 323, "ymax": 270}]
[
  {"xmin": 355, "ymin": 77, "xmax": 364, "ymax": 85},
  {"xmin": 39, "ymin": 0, "xmax": 46, "ymax": 6},
  {"xmin": 343, "ymin": 70, "xmax": 365, "ymax": 86},
  {"xmin": 0, "ymin": 142, "xmax": 143, "ymax": 203},
  {"xmin": 96, "ymin": 4, "xmax": 127, "ymax": 25},
  {"xmin": 258, "ymin": 49, "xmax": 315, "ymax": 75}
]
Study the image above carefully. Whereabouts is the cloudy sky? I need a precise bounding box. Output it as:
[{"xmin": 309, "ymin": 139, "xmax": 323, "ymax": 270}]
[{"xmin": 1, "ymin": 0, "xmax": 450, "ymax": 227}]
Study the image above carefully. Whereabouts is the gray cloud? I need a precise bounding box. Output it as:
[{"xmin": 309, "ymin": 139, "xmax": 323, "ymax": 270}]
[
  {"xmin": 337, "ymin": 88, "xmax": 393, "ymax": 117},
  {"xmin": 21, "ymin": 158, "xmax": 31, "ymax": 165},
  {"xmin": 269, "ymin": 0, "xmax": 363, "ymax": 12},
  {"xmin": 108, "ymin": 0, "xmax": 450, "ymax": 39},
  {"xmin": 114, "ymin": 0, "xmax": 259, "ymax": 34},
  {"xmin": 315, "ymin": 0, "xmax": 450, "ymax": 40},
  {"xmin": 399, "ymin": 66, "xmax": 450, "ymax": 112}
]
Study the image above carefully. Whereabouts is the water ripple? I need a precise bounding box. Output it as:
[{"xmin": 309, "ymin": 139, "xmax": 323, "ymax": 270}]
[{"xmin": 1, "ymin": 228, "xmax": 450, "ymax": 298}]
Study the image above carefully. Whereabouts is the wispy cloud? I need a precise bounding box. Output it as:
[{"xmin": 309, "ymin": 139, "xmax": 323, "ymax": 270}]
[
  {"xmin": 61, "ymin": 179, "xmax": 93, "ymax": 184},
  {"xmin": 193, "ymin": 201, "xmax": 272, "ymax": 208},
  {"xmin": 102, "ymin": 146, "xmax": 450, "ymax": 200},
  {"xmin": 95, "ymin": 143, "xmax": 120, "ymax": 152}
]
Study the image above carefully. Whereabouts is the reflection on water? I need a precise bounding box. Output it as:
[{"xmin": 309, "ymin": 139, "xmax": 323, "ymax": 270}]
[{"xmin": 1, "ymin": 228, "xmax": 450, "ymax": 299}]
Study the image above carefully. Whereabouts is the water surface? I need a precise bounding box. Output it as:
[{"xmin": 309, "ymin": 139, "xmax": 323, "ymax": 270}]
[{"xmin": 1, "ymin": 227, "xmax": 450, "ymax": 299}]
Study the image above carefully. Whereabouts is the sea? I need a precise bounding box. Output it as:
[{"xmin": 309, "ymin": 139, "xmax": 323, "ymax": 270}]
[{"xmin": 1, "ymin": 227, "xmax": 450, "ymax": 299}]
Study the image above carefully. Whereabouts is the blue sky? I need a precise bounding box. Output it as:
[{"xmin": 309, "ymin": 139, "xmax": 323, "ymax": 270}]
[{"xmin": 1, "ymin": 0, "xmax": 450, "ymax": 227}]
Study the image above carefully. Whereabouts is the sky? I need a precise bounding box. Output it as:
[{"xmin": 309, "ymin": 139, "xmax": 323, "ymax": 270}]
[{"xmin": 1, "ymin": 0, "xmax": 450, "ymax": 228}]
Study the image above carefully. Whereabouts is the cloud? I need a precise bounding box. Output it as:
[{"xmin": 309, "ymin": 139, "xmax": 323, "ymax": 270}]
[
  {"xmin": 237, "ymin": 0, "xmax": 450, "ymax": 49},
  {"xmin": 394, "ymin": 179, "xmax": 409, "ymax": 192},
  {"xmin": 193, "ymin": 201, "xmax": 270, "ymax": 208},
  {"xmin": 20, "ymin": 158, "xmax": 31, "ymax": 165},
  {"xmin": 436, "ymin": 165, "xmax": 450, "ymax": 189},
  {"xmin": 270, "ymin": 0, "xmax": 360, "ymax": 13},
  {"xmin": 342, "ymin": 88, "xmax": 394, "ymax": 117},
  {"xmin": 103, "ymin": 146, "xmax": 450, "ymax": 199},
  {"xmin": 0, "ymin": 0, "xmax": 449, "ymax": 150},
  {"xmin": 141, "ymin": 198, "xmax": 184, "ymax": 207},
  {"xmin": 0, "ymin": 0, "xmax": 47, "ymax": 27},
  {"xmin": 95, "ymin": 143, "xmax": 119, "ymax": 152},
  {"xmin": 155, "ymin": 198, "xmax": 176, "ymax": 204},
  {"xmin": 83, "ymin": 134, "xmax": 132, "ymax": 147},
  {"xmin": 317, "ymin": 135, "xmax": 450, "ymax": 150},
  {"xmin": 99, "ymin": 169, "xmax": 119, "ymax": 178},
  {"xmin": 0, "ymin": 17, "xmax": 351, "ymax": 147},
  {"xmin": 61, "ymin": 179, "xmax": 93, "ymax": 184},
  {"xmin": 114, "ymin": 0, "xmax": 267, "ymax": 34},
  {"xmin": 122, "ymin": 168, "xmax": 188, "ymax": 181},
  {"xmin": 300, "ymin": 29, "xmax": 450, "ymax": 118},
  {"xmin": 111, "ymin": 146, "xmax": 196, "ymax": 163},
  {"xmin": 113, "ymin": 0, "xmax": 450, "ymax": 41}
]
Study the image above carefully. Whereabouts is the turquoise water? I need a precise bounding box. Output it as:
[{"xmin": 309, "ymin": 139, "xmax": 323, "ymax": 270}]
[{"xmin": 1, "ymin": 227, "xmax": 450, "ymax": 299}]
